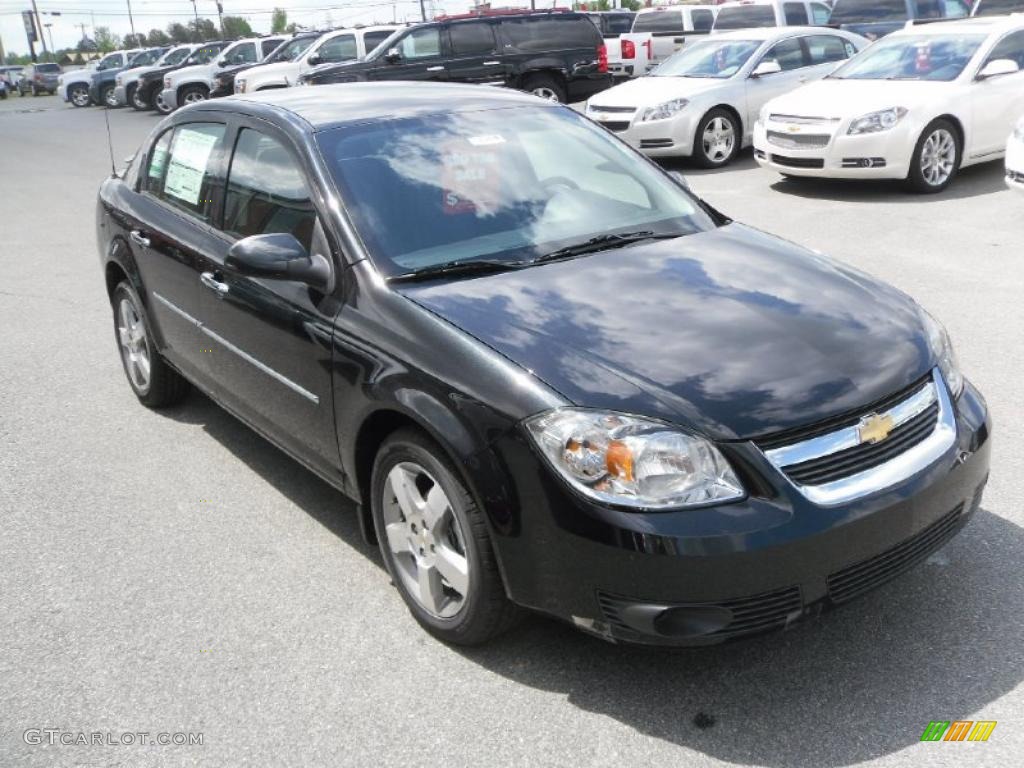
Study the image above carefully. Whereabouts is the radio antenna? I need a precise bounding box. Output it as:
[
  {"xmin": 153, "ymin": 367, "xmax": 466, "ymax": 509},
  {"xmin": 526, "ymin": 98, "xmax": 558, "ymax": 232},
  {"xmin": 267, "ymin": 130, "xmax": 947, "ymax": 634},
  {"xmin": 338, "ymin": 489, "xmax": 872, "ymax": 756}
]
[{"xmin": 103, "ymin": 100, "xmax": 116, "ymax": 177}]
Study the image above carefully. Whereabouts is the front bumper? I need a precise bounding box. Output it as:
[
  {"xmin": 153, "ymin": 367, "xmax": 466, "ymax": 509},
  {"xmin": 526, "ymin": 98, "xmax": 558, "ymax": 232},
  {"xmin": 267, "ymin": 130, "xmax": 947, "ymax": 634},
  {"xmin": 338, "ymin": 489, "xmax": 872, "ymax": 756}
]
[
  {"xmin": 753, "ymin": 117, "xmax": 915, "ymax": 180},
  {"xmin": 488, "ymin": 380, "xmax": 990, "ymax": 645},
  {"xmin": 159, "ymin": 87, "xmax": 179, "ymax": 111},
  {"xmin": 1005, "ymin": 135, "xmax": 1024, "ymax": 192},
  {"xmin": 587, "ymin": 106, "xmax": 699, "ymax": 158}
]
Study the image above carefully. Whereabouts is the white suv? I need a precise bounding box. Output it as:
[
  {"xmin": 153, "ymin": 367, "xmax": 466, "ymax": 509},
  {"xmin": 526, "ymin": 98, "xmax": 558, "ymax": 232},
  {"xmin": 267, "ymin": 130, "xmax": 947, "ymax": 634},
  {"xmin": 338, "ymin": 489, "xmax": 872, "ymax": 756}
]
[
  {"xmin": 59, "ymin": 50, "xmax": 140, "ymax": 107},
  {"xmin": 159, "ymin": 36, "xmax": 286, "ymax": 112},
  {"xmin": 713, "ymin": 0, "xmax": 833, "ymax": 31},
  {"xmin": 237, "ymin": 25, "xmax": 399, "ymax": 94}
]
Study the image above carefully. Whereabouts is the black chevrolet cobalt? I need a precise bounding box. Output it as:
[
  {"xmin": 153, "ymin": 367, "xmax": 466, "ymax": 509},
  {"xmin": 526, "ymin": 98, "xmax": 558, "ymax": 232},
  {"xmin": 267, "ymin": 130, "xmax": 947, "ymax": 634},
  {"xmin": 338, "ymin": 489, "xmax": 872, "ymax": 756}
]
[{"xmin": 96, "ymin": 83, "xmax": 990, "ymax": 646}]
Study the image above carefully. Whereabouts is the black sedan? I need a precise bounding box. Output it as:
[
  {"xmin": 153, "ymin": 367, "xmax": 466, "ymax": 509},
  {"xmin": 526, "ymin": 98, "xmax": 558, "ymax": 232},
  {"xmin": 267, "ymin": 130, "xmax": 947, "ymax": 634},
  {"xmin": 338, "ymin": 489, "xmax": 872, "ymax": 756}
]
[{"xmin": 96, "ymin": 83, "xmax": 990, "ymax": 646}]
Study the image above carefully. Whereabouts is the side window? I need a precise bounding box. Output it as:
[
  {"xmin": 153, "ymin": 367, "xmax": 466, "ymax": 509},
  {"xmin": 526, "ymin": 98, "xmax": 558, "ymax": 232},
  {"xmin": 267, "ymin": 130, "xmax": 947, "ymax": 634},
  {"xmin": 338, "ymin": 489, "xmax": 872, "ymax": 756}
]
[
  {"xmin": 260, "ymin": 39, "xmax": 280, "ymax": 58},
  {"xmin": 225, "ymin": 43, "xmax": 257, "ymax": 65},
  {"xmin": 398, "ymin": 27, "xmax": 442, "ymax": 59},
  {"xmin": 784, "ymin": 3, "xmax": 810, "ymax": 24},
  {"xmin": 157, "ymin": 123, "xmax": 226, "ymax": 222},
  {"xmin": 983, "ymin": 30, "xmax": 1024, "ymax": 69},
  {"xmin": 805, "ymin": 35, "xmax": 853, "ymax": 65},
  {"xmin": 691, "ymin": 9, "xmax": 715, "ymax": 32},
  {"xmin": 363, "ymin": 30, "xmax": 394, "ymax": 54},
  {"xmin": 450, "ymin": 22, "xmax": 497, "ymax": 56},
  {"xmin": 145, "ymin": 128, "xmax": 174, "ymax": 195},
  {"xmin": 943, "ymin": 0, "xmax": 969, "ymax": 16},
  {"xmin": 501, "ymin": 18, "xmax": 599, "ymax": 51},
  {"xmin": 763, "ymin": 37, "xmax": 807, "ymax": 71},
  {"xmin": 319, "ymin": 35, "xmax": 358, "ymax": 63},
  {"xmin": 811, "ymin": 3, "xmax": 832, "ymax": 23},
  {"xmin": 223, "ymin": 129, "xmax": 316, "ymax": 253}
]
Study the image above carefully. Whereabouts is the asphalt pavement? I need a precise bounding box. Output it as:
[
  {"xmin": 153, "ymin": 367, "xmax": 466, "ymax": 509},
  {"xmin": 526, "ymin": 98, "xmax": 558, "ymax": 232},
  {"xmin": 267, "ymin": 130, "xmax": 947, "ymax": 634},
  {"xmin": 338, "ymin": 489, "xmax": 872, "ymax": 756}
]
[{"xmin": 1, "ymin": 92, "xmax": 1022, "ymax": 768}]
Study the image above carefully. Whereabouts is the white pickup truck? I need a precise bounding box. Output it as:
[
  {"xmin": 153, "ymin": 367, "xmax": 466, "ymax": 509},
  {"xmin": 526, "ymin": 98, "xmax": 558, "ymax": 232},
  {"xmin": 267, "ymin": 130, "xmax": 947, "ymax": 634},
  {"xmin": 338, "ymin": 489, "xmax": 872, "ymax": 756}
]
[{"xmin": 612, "ymin": 5, "xmax": 719, "ymax": 77}]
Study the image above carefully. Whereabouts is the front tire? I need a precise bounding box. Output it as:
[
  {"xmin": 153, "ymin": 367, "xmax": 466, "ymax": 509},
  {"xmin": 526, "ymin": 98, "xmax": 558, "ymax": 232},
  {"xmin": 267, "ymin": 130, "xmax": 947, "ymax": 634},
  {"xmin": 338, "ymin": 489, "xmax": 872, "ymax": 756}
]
[
  {"xmin": 111, "ymin": 281, "xmax": 190, "ymax": 408},
  {"xmin": 693, "ymin": 108, "xmax": 740, "ymax": 168},
  {"xmin": 68, "ymin": 83, "xmax": 90, "ymax": 107},
  {"xmin": 371, "ymin": 428, "xmax": 517, "ymax": 646},
  {"xmin": 179, "ymin": 84, "xmax": 208, "ymax": 107},
  {"xmin": 100, "ymin": 83, "xmax": 117, "ymax": 108},
  {"xmin": 906, "ymin": 119, "xmax": 961, "ymax": 193},
  {"xmin": 522, "ymin": 73, "xmax": 566, "ymax": 104}
]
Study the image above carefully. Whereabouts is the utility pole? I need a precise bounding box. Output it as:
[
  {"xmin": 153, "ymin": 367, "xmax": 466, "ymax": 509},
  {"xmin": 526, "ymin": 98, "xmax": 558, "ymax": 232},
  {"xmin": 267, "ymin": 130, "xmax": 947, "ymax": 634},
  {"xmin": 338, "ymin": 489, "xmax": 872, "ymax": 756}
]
[
  {"xmin": 215, "ymin": 2, "xmax": 225, "ymax": 36},
  {"xmin": 420, "ymin": 0, "xmax": 427, "ymax": 21},
  {"xmin": 190, "ymin": 0, "xmax": 200, "ymax": 40},
  {"xmin": 76, "ymin": 22, "xmax": 88, "ymax": 43},
  {"xmin": 44, "ymin": 22, "xmax": 54, "ymax": 55},
  {"xmin": 30, "ymin": 0, "xmax": 49, "ymax": 58},
  {"xmin": 126, "ymin": 0, "xmax": 136, "ymax": 40}
]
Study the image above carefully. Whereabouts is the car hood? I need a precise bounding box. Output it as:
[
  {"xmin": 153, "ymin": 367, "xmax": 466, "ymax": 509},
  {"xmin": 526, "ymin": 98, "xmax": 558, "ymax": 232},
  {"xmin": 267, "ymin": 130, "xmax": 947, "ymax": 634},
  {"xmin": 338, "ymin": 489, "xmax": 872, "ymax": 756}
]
[
  {"xmin": 167, "ymin": 63, "xmax": 208, "ymax": 83},
  {"xmin": 61, "ymin": 68, "xmax": 92, "ymax": 83},
  {"xmin": 243, "ymin": 61, "xmax": 297, "ymax": 78},
  {"xmin": 766, "ymin": 78, "xmax": 949, "ymax": 119},
  {"xmin": 398, "ymin": 225, "xmax": 934, "ymax": 441},
  {"xmin": 588, "ymin": 75, "xmax": 728, "ymax": 107},
  {"xmin": 122, "ymin": 64, "xmax": 159, "ymax": 80}
]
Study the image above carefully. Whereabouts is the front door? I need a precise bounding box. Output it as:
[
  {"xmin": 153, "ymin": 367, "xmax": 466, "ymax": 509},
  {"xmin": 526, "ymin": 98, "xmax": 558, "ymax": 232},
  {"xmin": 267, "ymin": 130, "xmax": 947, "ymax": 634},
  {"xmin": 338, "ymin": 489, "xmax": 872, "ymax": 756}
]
[
  {"xmin": 372, "ymin": 26, "xmax": 448, "ymax": 82},
  {"xmin": 969, "ymin": 30, "xmax": 1024, "ymax": 158},
  {"xmin": 195, "ymin": 123, "xmax": 341, "ymax": 476},
  {"xmin": 744, "ymin": 36, "xmax": 815, "ymax": 133}
]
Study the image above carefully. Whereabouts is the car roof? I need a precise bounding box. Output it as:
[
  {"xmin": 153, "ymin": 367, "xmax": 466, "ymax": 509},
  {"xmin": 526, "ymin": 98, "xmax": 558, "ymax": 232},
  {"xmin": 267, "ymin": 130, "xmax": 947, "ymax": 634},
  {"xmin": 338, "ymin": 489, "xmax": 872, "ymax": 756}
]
[
  {"xmin": 202, "ymin": 81, "xmax": 549, "ymax": 132},
  {"xmin": 893, "ymin": 15, "xmax": 1024, "ymax": 36}
]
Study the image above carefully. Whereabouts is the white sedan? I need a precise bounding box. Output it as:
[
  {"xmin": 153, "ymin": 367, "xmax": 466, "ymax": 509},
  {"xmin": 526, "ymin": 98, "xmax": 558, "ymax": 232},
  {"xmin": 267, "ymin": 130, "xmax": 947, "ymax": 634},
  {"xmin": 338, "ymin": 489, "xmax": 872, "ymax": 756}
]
[
  {"xmin": 754, "ymin": 16, "xmax": 1024, "ymax": 192},
  {"xmin": 1007, "ymin": 116, "xmax": 1024, "ymax": 192},
  {"xmin": 585, "ymin": 27, "xmax": 867, "ymax": 168}
]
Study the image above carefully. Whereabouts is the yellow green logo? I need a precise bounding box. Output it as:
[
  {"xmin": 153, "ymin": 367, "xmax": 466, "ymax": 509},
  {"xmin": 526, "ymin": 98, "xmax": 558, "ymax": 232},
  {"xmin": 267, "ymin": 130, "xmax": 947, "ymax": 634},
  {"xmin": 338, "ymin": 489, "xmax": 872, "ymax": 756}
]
[{"xmin": 921, "ymin": 721, "xmax": 997, "ymax": 742}]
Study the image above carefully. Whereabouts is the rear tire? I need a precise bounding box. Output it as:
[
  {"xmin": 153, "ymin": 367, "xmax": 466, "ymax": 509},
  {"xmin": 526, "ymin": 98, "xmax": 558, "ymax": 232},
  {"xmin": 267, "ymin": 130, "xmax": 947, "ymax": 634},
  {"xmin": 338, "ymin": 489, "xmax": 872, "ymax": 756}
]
[
  {"xmin": 522, "ymin": 73, "xmax": 566, "ymax": 104},
  {"xmin": 692, "ymin": 108, "xmax": 740, "ymax": 169},
  {"xmin": 905, "ymin": 118, "xmax": 961, "ymax": 194},
  {"xmin": 371, "ymin": 428, "xmax": 518, "ymax": 646},
  {"xmin": 111, "ymin": 281, "xmax": 190, "ymax": 408}
]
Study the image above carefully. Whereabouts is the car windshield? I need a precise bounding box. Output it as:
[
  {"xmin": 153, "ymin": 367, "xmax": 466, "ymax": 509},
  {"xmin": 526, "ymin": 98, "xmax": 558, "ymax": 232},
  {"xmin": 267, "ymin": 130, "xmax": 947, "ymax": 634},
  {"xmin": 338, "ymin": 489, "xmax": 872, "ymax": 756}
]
[
  {"xmin": 973, "ymin": 0, "xmax": 1024, "ymax": 15},
  {"xmin": 714, "ymin": 6, "xmax": 777, "ymax": 29},
  {"xmin": 130, "ymin": 49, "xmax": 162, "ymax": 66},
  {"xmin": 185, "ymin": 45, "xmax": 225, "ymax": 65},
  {"xmin": 160, "ymin": 47, "xmax": 192, "ymax": 66},
  {"xmin": 830, "ymin": 33, "xmax": 985, "ymax": 80},
  {"xmin": 829, "ymin": 0, "xmax": 909, "ymax": 23},
  {"xmin": 317, "ymin": 106, "xmax": 715, "ymax": 277},
  {"xmin": 652, "ymin": 39, "xmax": 761, "ymax": 78},
  {"xmin": 632, "ymin": 11, "xmax": 685, "ymax": 34},
  {"xmin": 266, "ymin": 37, "xmax": 315, "ymax": 63}
]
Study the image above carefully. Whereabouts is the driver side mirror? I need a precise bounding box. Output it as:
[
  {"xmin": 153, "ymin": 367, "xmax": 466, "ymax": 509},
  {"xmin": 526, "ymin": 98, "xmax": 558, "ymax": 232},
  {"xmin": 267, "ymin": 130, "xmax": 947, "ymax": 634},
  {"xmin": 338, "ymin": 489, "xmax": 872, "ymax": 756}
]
[
  {"xmin": 226, "ymin": 233, "xmax": 332, "ymax": 292},
  {"xmin": 977, "ymin": 58, "xmax": 1019, "ymax": 80},
  {"xmin": 307, "ymin": 52, "xmax": 322, "ymax": 66},
  {"xmin": 385, "ymin": 47, "xmax": 402, "ymax": 64},
  {"xmin": 751, "ymin": 60, "xmax": 782, "ymax": 78}
]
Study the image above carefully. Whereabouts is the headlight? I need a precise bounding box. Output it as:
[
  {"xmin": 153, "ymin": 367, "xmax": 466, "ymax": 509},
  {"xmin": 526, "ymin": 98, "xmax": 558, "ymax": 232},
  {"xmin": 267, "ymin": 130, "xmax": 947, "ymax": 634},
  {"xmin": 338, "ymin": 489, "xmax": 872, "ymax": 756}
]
[
  {"xmin": 235, "ymin": 78, "xmax": 246, "ymax": 93},
  {"xmin": 164, "ymin": 77, "xmax": 171, "ymax": 89},
  {"xmin": 115, "ymin": 75, "xmax": 122, "ymax": 86},
  {"xmin": 639, "ymin": 98, "xmax": 689, "ymax": 123},
  {"xmin": 1014, "ymin": 120, "xmax": 1024, "ymax": 141},
  {"xmin": 920, "ymin": 310, "xmax": 964, "ymax": 397},
  {"xmin": 523, "ymin": 409, "xmax": 744, "ymax": 510},
  {"xmin": 847, "ymin": 107, "xmax": 908, "ymax": 135}
]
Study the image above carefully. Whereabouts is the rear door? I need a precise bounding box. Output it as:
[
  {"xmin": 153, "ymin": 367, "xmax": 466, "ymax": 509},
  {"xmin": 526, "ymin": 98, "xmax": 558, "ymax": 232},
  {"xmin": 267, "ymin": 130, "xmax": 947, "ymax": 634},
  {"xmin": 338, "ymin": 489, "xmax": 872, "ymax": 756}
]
[
  {"xmin": 446, "ymin": 20, "xmax": 505, "ymax": 85},
  {"xmin": 194, "ymin": 121, "xmax": 341, "ymax": 474},
  {"xmin": 128, "ymin": 120, "xmax": 229, "ymax": 384},
  {"xmin": 371, "ymin": 26, "xmax": 448, "ymax": 82}
]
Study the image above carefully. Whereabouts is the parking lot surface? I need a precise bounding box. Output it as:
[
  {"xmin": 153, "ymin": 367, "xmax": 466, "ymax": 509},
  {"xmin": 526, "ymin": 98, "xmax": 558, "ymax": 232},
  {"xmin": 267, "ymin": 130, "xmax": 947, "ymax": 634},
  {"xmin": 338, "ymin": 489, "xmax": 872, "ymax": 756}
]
[{"xmin": 1, "ymin": 93, "xmax": 1022, "ymax": 767}]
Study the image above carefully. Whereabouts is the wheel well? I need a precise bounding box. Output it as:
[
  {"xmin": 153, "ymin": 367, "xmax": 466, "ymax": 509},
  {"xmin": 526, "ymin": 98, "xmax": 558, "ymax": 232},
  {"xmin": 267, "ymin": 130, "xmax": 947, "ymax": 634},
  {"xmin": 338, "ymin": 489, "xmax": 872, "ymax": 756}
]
[
  {"xmin": 178, "ymin": 81, "xmax": 208, "ymax": 96},
  {"xmin": 105, "ymin": 260, "xmax": 129, "ymax": 303},
  {"xmin": 256, "ymin": 84, "xmax": 287, "ymax": 91},
  {"xmin": 934, "ymin": 114, "xmax": 965, "ymax": 147},
  {"xmin": 353, "ymin": 409, "xmax": 422, "ymax": 542}
]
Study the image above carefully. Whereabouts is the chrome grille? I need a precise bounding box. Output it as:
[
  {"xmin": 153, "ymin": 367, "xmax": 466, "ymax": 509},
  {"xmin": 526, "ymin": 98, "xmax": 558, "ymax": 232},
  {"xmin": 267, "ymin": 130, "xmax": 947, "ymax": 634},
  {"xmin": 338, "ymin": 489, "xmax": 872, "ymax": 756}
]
[
  {"xmin": 760, "ymin": 369, "xmax": 956, "ymax": 506},
  {"xmin": 588, "ymin": 105, "xmax": 636, "ymax": 114},
  {"xmin": 769, "ymin": 113, "xmax": 840, "ymax": 126},
  {"xmin": 767, "ymin": 130, "xmax": 831, "ymax": 149}
]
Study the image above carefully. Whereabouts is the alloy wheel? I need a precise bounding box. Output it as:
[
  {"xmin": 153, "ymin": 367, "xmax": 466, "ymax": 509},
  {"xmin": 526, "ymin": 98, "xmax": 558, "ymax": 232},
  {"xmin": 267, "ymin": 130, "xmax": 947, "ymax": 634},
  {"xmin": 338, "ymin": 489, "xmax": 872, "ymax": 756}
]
[
  {"xmin": 919, "ymin": 128, "xmax": 956, "ymax": 187},
  {"xmin": 183, "ymin": 90, "xmax": 206, "ymax": 105},
  {"xmin": 103, "ymin": 88, "xmax": 117, "ymax": 108},
  {"xmin": 155, "ymin": 93, "xmax": 171, "ymax": 114},
  {"xmin": 117, "ymin": 297, "xmax": 151, "ymax": 393},
  {"xmin": 70, "ymin": 86, "xmax": 89, "ymax": 107},
  {"xmin": 131, "ymin": 87, "xmax": 147, "ymax": 110},
  {"xmin": 382, "ymin": 462, "xmax": 470, "ymax": 619},
  {"xmin": 531, "ymin": 86, "xmax": 559, "ymax": 102},
  {"xmin": 702, "ymin": 116, "xmax": 736, "ymax": 164}
]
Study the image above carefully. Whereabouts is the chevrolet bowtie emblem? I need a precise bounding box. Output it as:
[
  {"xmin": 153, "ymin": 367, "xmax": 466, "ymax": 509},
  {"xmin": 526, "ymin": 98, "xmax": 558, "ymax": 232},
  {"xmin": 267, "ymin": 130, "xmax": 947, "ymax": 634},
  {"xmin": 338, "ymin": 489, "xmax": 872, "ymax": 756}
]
[
  {"xmin": 858, "ymin": 413, "xmax": 895, "ymax": 445},
  {"xmin": 786, "ymin": 125, "xmax": 800, "ymax": 133}
]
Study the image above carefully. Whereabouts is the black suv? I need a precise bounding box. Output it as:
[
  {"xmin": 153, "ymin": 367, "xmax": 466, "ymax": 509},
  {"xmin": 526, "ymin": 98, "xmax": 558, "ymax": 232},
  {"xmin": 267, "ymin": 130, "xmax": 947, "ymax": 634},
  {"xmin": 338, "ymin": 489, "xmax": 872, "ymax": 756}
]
[
  {"xmin": 300, "ymin": 11, "xmax": 611, "ymax": 103},
  {"xmin": 136, "ymin": 41, "xmax": 228, "ymax": 112}
]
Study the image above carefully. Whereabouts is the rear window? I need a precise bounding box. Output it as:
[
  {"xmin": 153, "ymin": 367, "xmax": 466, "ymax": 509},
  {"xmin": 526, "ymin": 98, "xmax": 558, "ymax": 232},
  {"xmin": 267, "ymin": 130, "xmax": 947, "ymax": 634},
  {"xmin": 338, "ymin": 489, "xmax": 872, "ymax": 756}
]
[
  {"xmin": 973, "ymin": 0, "xmax": 1024, "ymax": 15},
  {"xmin": 829, "ymin": 0, "xmax": 909, "ymax": 23},
  {"xmin": 364, "ymin": 30, "xmax": 395, "ymax": 52},
  {"xmin": 35, "ymin": 63, "xmax": 60, "ymax": 72},
  {"xmin": 604, "ymin": 14, "xmax": 636, "ymax": 34},
  {"xmin": 500, "ymin": 16, "xmax": 602, "ymax": 51},
  {"xmin": 714, "ymin": 6, "xmax": 777, "ymax": 29},
  {"xmin": 632, "ymin": 11, "xmax": 686, "ymax": 34}
]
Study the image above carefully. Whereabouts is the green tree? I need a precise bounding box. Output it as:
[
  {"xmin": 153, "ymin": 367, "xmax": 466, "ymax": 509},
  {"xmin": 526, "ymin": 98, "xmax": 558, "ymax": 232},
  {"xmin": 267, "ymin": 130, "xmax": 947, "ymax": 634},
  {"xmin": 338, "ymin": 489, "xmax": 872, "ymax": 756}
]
[
  {"xmin": 123, "ymin": 33, "xmax": 148, "ymax": 49},
  {"xmin": 271, "ymin": 8, "xmax": 288, "ymax": 34},
  {"xmin": 188, "ymin": 18, "xmax": 218, "ymax": 42},
  {"xmin": 221, "ymin": 16, "xmax": 253, "ymax": 38},
  {"xmin": 620, "ymin": 0, "xmax": 641, "ymax": 9},
  {"xmin": 167, "ymin": 23, "xmax": 191, "ymax": 43},
  {"xmin": 148, "ymin": 29, "xmax": 171, "ymax": 46},
  {"xmin": 94, "ymin": 27, "xmax": 121, "ymax": 53}
]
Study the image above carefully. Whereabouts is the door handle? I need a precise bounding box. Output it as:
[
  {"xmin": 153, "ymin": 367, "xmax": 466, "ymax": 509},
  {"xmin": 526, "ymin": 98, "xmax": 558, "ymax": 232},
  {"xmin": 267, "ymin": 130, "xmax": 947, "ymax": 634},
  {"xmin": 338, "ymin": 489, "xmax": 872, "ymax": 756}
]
[
  {"xmin": 426, "ymin": 65, "xmax": 445, "ymax": 72},
  {"xmin": 200, "ymin": 271, "xmax": 229, "ymax": 296},
  {"xmin": 483, "ymin": 61, "xmax": 501, "ymax": 66},
  {"xmin": 129, "ymin": 230, "xmax": 150, "ymax": 248}
]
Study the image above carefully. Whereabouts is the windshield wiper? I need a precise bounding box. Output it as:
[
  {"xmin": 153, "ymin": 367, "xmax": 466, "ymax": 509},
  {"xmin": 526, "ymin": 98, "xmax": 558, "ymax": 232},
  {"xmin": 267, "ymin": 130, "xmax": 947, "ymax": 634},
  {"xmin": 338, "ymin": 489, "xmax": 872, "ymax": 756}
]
[
  {"xmin": 389, "ymin": 258, "xmax": 526, "ymax": 283},
  {"xmin": 531, "ymin": 231, "xmax": 683, "ymax": 264}
]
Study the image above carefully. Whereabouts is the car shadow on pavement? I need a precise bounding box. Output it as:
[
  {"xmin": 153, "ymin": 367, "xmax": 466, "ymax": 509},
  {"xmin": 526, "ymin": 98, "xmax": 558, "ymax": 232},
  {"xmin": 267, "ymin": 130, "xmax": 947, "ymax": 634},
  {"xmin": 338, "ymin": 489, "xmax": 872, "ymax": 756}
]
[
  {"xmin": 162, "ymin": 391, "xmax": 1020, "ymax": 767},
  {"xmin": 455, "ymin": 507, "xmax": 1021, "ymax": 766},
  {"xmin": 767, "ymin": 159, "xmax": 1007, "ymax": 204}
]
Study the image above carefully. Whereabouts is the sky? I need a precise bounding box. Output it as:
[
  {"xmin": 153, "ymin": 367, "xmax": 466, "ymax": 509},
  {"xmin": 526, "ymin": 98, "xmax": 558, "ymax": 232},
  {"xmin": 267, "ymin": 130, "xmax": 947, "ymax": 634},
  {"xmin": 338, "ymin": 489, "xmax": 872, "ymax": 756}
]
[{"xmin": 0, "ymin": 0, "xmax": 503, "ymax": 58}]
